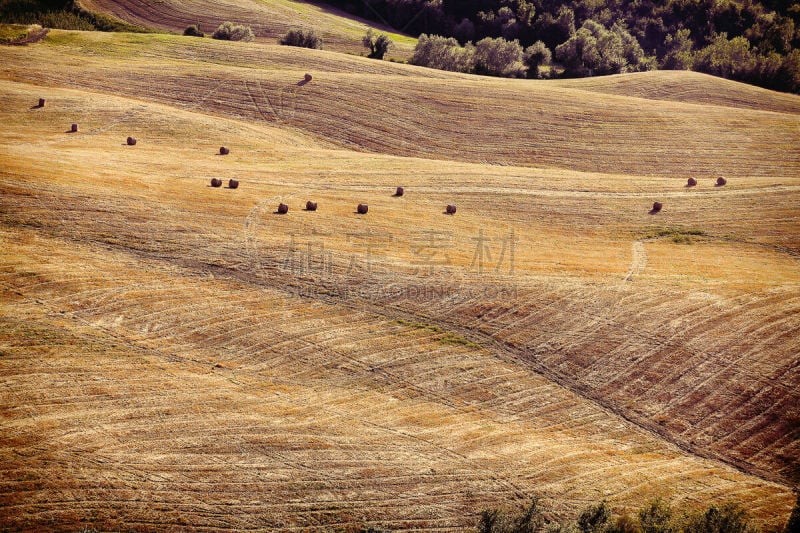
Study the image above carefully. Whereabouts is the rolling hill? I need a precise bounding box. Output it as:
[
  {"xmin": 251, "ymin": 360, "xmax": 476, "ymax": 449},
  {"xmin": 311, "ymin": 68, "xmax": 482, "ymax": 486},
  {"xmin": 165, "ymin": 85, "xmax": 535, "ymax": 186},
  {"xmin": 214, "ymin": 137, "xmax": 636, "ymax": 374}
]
[{"xmin": 1, "ymin": 9, "xmax": 799, "ymax": 532}]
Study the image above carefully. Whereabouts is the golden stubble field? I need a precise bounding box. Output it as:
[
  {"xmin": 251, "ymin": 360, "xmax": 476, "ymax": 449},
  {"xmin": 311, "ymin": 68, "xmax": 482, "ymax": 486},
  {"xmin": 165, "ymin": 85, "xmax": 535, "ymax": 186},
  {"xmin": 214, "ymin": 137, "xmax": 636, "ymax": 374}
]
[{"xmin": 1, "ymin": 25, "xmax": 799, "ymax": 532}]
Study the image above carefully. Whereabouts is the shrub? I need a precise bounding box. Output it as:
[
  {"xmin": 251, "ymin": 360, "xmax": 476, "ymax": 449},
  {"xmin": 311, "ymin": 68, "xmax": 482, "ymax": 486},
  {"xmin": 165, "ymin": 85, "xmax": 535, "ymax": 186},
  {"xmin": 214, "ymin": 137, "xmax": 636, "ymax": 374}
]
[
  {"xmin": 477, "ymin": 499, "xmax": 544, "ymax": 533},
  {"xmin": 523, "ymin": 40, "xmax": 551, "ymax": 78},
  {"xmin": 473, "ymin": 36, "xmax": 526, "ymax": 77},
  {"xmin": 786, "ymin": 492, "xmax": 800, "ymax": 533},
  {"xmin": 556, "ymin": 19, "xmax": 651, "ymax": 77},
  {"xmin": 362, "ymin": 29, "xmax": 393, "ymax": 59},
  {"xmin": 578, "ymin": 501, "xmax": 612, "ymax": 533},
  {"xmin": 279, "ymin": 28, "xmax": 323, "ymax": 49},
  {"xmin": 639, "ymin": 498, "xmax": 676, "ymax": 533},
  {"xmin": 410, "ymin": 33, "xmax": 475, "ymax": 73},
  {"xmin": 183, "ymin": 24, "xmax": 204, "ymax": 37},
  {"xmin": 684, "ymin": 502, "xmax": 757, "ymax": 533},
  {"xmin": 212, "ymin": 21, "xmax": 254, "ymax": 42}
]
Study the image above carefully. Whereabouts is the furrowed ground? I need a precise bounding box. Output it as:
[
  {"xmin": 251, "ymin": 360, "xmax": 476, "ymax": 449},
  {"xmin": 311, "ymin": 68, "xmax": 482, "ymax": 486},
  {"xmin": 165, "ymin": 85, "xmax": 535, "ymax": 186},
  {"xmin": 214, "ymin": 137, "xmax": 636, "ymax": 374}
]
[{"xmin": 1, "ymin": 24, "xmax": 798, "ymax": 532}]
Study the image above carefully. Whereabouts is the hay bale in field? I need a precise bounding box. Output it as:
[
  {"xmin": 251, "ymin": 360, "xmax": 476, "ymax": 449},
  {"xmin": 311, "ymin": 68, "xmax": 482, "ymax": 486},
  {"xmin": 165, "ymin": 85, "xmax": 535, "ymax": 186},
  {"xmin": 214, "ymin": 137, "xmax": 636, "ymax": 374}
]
[
  {"xmin": 305, "ymin": 201, "xmax": 318, "ymax": 211},
  {"xmin": 394, "ymin": 186, "xmax": 404, "ymax": 197},
  {"xmin": 357, "ymin": 203, "xmax": 368, "ymax": 214},
  {"xmin": 652, "ymin": 201, "xmax": 663, "ymax": 212},
  {"xmin": 38, "ymin": 98, "xmax": 45, "ymax": 108},
  {"xmin": 716, "ymin": 177, "xmax": 727, "ymax": 186},
  {"xmin": 127, "ymin": 136, "xmax": 137, "ymax": 146},
  {"xmin": 70, "ymin": 123, "xmax": 78, "ymax": 133},
  {"xmin": 304, "ymin": 73, "xmax": 313, "ymax": 82},
  {"xmin": 219, "ymin": 146, "xmax": 230, "ymax": 155},
  {"xmin": 228, "ymin": 179, "xmax": 239, "ymax": 189},
  {"xmin": 687, "ymin": 177, "xmax": 697, "ymax": 187},
  {"xmin": 278, "ymin": 203, "xmax": 289, "ymax": 214},
  {"xmin": 210, "ymin": 178, "xmax": 223, "ymax": 187},
  {"xmin": 446, "ymin": 204, "xmax": 457, "ymax": 215}
]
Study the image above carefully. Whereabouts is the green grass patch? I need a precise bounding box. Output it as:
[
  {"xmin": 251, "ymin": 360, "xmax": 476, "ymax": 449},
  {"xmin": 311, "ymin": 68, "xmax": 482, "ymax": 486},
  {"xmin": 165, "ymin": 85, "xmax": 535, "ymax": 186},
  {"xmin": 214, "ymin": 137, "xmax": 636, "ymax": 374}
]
[
  {"xmin": 0, "ymin": 22, "xmax": 32, "ymax": 42},
  {"xmin": 395, "ymin": 318, "xmax": 480, "ymax": 348},
  {"xmin": 641, "ymin": 226, "xmax": 705, "ymax": 244}
]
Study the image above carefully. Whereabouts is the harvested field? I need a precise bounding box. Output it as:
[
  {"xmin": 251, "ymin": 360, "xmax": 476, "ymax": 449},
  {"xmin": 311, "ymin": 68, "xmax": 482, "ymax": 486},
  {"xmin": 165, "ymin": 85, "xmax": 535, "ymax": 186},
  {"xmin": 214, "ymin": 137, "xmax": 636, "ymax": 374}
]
[{"xmin": 0, "ymin": 22, "xmax": 798, "ymax": 533}]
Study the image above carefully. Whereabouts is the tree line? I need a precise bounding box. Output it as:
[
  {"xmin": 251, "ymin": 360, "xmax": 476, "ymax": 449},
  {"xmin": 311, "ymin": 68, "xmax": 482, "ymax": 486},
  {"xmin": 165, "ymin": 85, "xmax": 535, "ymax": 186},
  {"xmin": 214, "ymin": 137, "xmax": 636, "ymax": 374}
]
[{"xmin": 321, "ymin": 0, "xmax": 800, "ymax": 91}]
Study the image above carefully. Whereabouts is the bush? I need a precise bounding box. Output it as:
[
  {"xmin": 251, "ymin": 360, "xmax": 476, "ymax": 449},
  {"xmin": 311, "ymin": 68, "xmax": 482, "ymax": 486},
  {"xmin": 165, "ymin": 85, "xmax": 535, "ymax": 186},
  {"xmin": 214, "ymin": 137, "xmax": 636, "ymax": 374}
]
[
  {"xmin": 523, "ymin": 40, "xmax": 551, "ymax": 78},
  {"xmin": 477, "ymin": 499, "xmax": 544, "ymax": 533},
  {"xmin": 578, "ymin": 501, "xmax": 612, "ymax": 533},
  {"xmin": 556, "ymin": 19, "xmax": 651, "ymax": 77},
  {"xmin": 279, "ymin": 28, "xmax": 323, "ymax": 49},
  {"xmin": 212, "ymin": 21, "xmax": 254, "ymax": 42},
  {"xmin": 183, "ymin": 24, "xmax": 204, "ymax": 37},
  {"xmin": 684, "ymin": 502, "xmax": 757, "ymax": 533},
  {"xmin": 639, "ymin": 498, "xmax": 676, "ymax": 533},
  {"xmin": 473, "ymin": 36, "xmax": 526, "ymax": 77},
  {"xmin": 410, "ymin": 33, "xmax": 475, "ymax": 73},
  {"xmin": 362, "ymin": 29, "xmax": 393, "ymax": 59}
]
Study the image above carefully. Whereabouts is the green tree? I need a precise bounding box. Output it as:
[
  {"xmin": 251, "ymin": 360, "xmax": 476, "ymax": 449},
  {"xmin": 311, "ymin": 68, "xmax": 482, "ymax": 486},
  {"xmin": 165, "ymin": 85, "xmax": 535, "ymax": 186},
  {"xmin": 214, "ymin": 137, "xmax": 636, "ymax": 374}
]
[
  {"xmin": 684, "ymin": 502, "xmax": 757, "ymax": 533},
  {"xmin": 662, "ymin": 28, "xmax": 694, "ymax": 69},
  {"xmin": 410, "ymin": 33, "xmax": 475, "ymax": 72},
  {"xmin": 523, "ymin": 40, "xmax": 551, "ymax": 78},
  {"xmin": 694, "ymin": 33, "xmax": 757, "ymax": 79},
  {"xmin": 183, "ymin": 24, "xmax": 204, "ymax": 37},
  {"xmin": 363, "ymin": 29, "xmax": 393, "ymax": 59},
  {"xmin": 578, "ymin": 501, "xmax": 612, "ymax": 533},
  {"xmin": 279, "ymin": 28, "xmax": 323, "ymax": 49},
  {"xmin": 638, "ymin": 498, "xmax": 676, "ymax": 533},
  {"xmin": 211, "ymin": 21, "xmax": 254, "ymax": 42},
  {"xmin": 474, "ymin": 36, "xmax": 527, "ymax": 77}
]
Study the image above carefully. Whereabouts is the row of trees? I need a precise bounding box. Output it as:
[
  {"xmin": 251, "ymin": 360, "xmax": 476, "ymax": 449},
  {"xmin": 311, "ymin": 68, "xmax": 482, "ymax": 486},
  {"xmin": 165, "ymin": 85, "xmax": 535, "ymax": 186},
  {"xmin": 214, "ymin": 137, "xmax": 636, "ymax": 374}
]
[
  {"xmin": 477, "ymin": 494, "xmax": 800, "ymax": 533},
  {"xmin": 410, "ymin": 20, "xmax": 653, "ymax": 79},
  {"xmin": 317, "ymin": 0, "xmax": 800, "ymax": 92}
]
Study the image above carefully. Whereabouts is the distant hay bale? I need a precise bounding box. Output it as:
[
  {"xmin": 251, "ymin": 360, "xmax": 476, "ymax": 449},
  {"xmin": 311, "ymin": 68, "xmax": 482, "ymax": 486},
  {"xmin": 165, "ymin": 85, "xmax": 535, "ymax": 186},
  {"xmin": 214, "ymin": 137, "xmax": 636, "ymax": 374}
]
[
  {"xmin": 446, "ymin": 204, "xmax": 457, "ymax": 214},
  {"xmin": 228, "ymin": 179, "xmax": 239, "ymax": 189},
  {"xmin": 220, "ymin": 146, "xmax": 230, "ymax": 155},
  {"xmin": 38, "ymin": 98, "xmax": 45, "ymax": 107},
  {"xmin": 71, "ymin": 123, "xmax": 78, "ymax": 133},
  {"xmin": 278, "ymin": 203, "xmax": 289, "ymax": 214},
  {"xmin": 304, "ymin": 73, "xmax": 313, "ymax": 82},
  {"xmin": 687, "ymin": 177, "xmax": 697, "ymax": 187},
  {"xmin": 306, "ymin": 201, "xmax": 318, "ymax": 211},
  {"xmin": 211, "ymin": 178, "xmax": 223, "ymax": 187},
  {"xmin": 716, "ymin": 177, "xmax": 727, "ymax": 186},
  {"xmin": 395, "ymin": 186, "xmax": 404, "ymax": 197},
  {"xmin": 357, "ymin": 203, "xmax": 368, "ymax": 214},
  {"xmin": 652, "ymin": 201, "xmax": 663, "ymax": 212},
  {"xmin": 127, "ymin": 136, "xmax": 137, "ymax": 146}
]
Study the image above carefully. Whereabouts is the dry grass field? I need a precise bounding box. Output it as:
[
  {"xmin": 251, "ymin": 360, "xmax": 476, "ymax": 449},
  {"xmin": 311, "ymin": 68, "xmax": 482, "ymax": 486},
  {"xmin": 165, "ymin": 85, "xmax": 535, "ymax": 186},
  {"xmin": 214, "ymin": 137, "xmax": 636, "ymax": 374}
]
[
  {"xmin": 1, "ymin": 14, "xmax": 799, "ymax": 533},
  {"xmin": 79, "ymin": 0, "xmax": 418, "ymax": 57}
]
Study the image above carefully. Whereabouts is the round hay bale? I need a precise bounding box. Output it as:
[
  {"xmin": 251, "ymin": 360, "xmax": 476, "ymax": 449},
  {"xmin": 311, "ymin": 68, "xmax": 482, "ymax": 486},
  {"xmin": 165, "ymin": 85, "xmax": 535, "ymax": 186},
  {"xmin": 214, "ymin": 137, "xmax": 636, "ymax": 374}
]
[
  {"xmin": 446, "ymin": 204, "xmax": 457, "ymax": 215},
  {"xmin": 395, "ymin": 186, "xmax": 404, "ymax": 197},
  {"xmin": 38, "ymin": 98, "xmax": 45, "ymax": 107},
  {"xmin": 716, "ymin": 177, "xmax": 727, "ymax": 186},
  {"xmin": 278, "ymin": 203, "xmax": 289, "ymax": 214},
  {"xmin": 652, "ymin": 201, "xmax": 663, "ymax": 212},
  {"xmin": 305, "ymin": 201, "xmax": 318, "ymax": 211},
  {"xmin": 127, "ymin": 136, "xmax": 137, "ymax": 146},
  {"xmin": 210, "ymin": 178, "xmax": 223, "ymax": 187},
  {"xmin": 71, "ymin": 123, "xmax": 78, "ymax": 133},
  {"xmin": 228, "ymin": 179, "xmax": 239, "ymax": 189},
  {"xmin": 357, "ymin": 203, "xmax": 369, "ymax": 214},
  {"xmin": 220, "ymin": 146, "xmax": 230, "ymax": 155},
  {"xmin": 687, "ymin": 177, "xmax": 697, "ymax": 187},
  {"xmin": 304, "ymin": 73, "xmax": 313, "ymax": 82}
]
